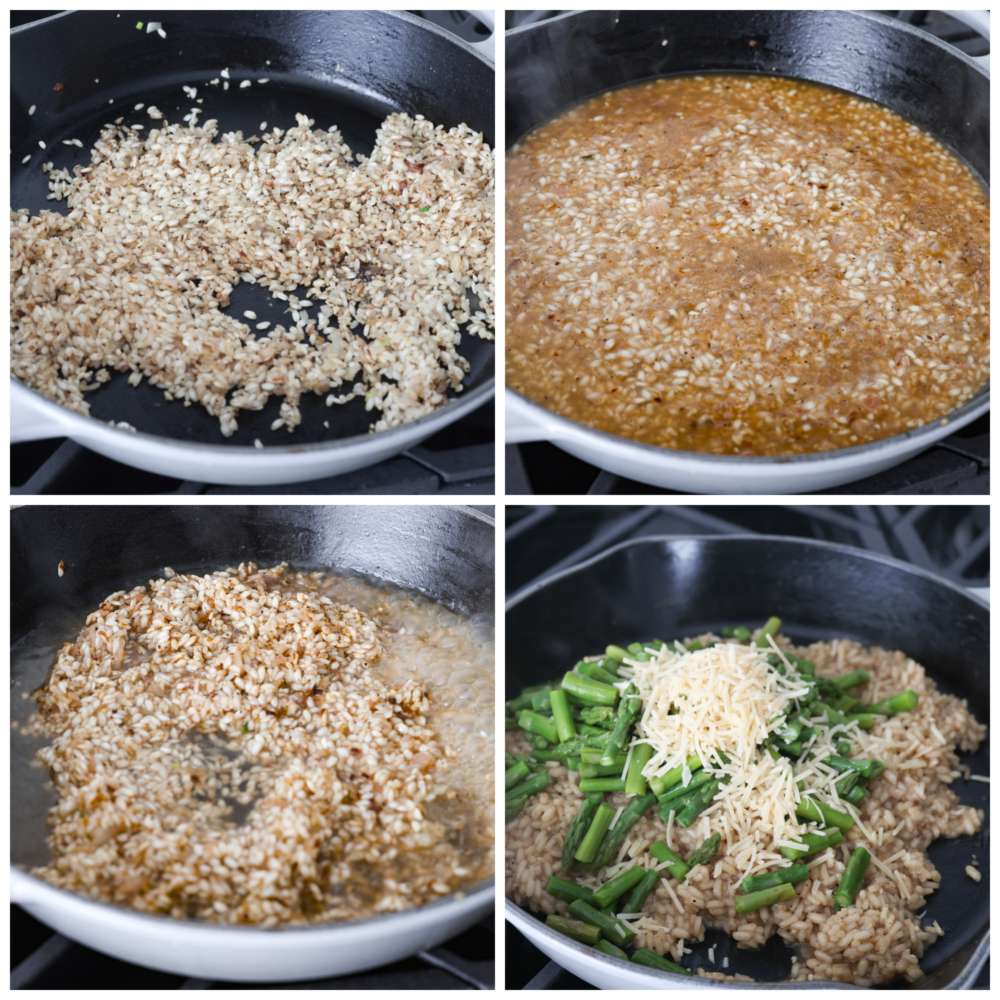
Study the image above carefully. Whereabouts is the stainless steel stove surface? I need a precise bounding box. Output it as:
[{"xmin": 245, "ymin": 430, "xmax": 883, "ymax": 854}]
[
  {"xmin": 505, "ymin": 504, "xmax": 989, "ymax": 989},
  {"xmin": 504, "ymin": 9, "xmax": 989, "ymax": 497}
]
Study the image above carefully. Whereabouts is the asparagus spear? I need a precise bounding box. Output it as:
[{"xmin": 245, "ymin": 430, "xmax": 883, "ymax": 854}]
[
  {"xmin": 649, "ymin": 841, "xmax": 691, "ymax": 882},
  {"xmin": 631, "ymin": 949, "xmax": 691, "ymax": 975},
  {"xmin": 505, "ymin": 760, "xmax": 531, "ymax": 790},
  {"xmin": 580, "ymin": 746, "xmax": 627, "ymax": 766},
  {"xmin": 568, "ymin": 899, "xmax": 635, "ymax": 947},
  {"xmin": 833, "ymin": 668, "xmax": 870, "ymax": 689},
  {"xmin": 549, "ymin": 688, "xmax": 577, "ymax": 743},
  {"xmin": 562, "ymin": 671, "xmax": 620, "ymax": 707},
  {"xmin": 505, "ymin": 769, "xmax": 552, "ymax": 810},
  {"xmin": 562, "ymin": 793, "xmax": 604, "ymax": 871},
  {"xmin": 734, "ymin": 882, "xmax": 797, "ymax": 915},
  {"xmin": 625, "ymin": 742, "xmax": 654, "ymax": 796},
  {"xmin": 686, "ymin": 832, "xmax": 721, "ymax": 869},
  {"xmin": 545, "ymin": 913, "xmax": 600, "ymax": 945},
  {"xmin": 834, "ymin": 846, "xmax": 871, "ymax": 910},
  {"xmin": 591, "ymin": 792, "xmax": 658, "ymax": 869},
  {"xmin": 518, "ymin": 709, "xmax": 559, "ymax": 744},
  {"xmin": 591, "ymin": 865, "xmax": 646, "ymax": 909},
  {"xmin": 622, "ymin": 867, "xmax": 660, "ymax": 913},
  {"xmin": 676, "ymin": 777, "xmax": 723, "ymax": 827},
  {"xmin": 546, "ymin": 875, "xmax": 595, "ymax": 904},
  {"xmin": 779, "ymin": 827, "xmax": 843, "ymax": 861},
  {"xmin": 595, "ymin": 938, "xmax": 629, "ymax": 961},
  {"xmin": 508, "ymin": 684, "xmax": 554, "ymax": 715},
  {"xmin": 755, "ymin": 616, "xmax": 782, "ymax": 648},
  {"xmin": 576, "ymin": 705, "xmax": 616, "ymax": 727},
  {"xmin": 867, "ymin": 689, "xmax": 919, "ymax": 716},
  {"xmin": 795, "ymin": 795, "xmax": 855, "ymax": 832},
  {"xmin": 649, "ymin": 755, "xmax": 704, "ymax": 797},
  {"xmin": 575, "ymin": 803, "xmax": 615, "ymax": 863},
  {"xmin": 579, "ymin": 777, "xmax": 626, "ymax": 793},
  {"xmin": 600, "ymin": 684, "xmax": 642, "ymax": 766},
  {"xmin": 740, "ymin": 862, "xmax": 810, "ymax": 894},
  {"xmin": 578, "ymin": 661, "xmax": 621, "ymax": 686}
]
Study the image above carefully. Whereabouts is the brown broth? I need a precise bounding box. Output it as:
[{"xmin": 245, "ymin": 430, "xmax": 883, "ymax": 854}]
[{"xmin": 506, "ymin": 74, "xmax": 989, "ymax": 456}]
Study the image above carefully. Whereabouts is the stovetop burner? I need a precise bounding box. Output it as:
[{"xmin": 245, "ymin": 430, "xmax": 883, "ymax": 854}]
[{"xmin": 11, "ymin": 907, "xmax": 495, "ymax": 990}]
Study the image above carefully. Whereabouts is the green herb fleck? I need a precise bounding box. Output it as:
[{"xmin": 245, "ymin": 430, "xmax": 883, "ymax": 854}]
[
  {"xmin": 136, "ymin": 21, "xmax": 144, "ymax": 29},
  {"xmin": 241, "ymin": 722, "xmax": 248, "ymax": 735},
  {"xmin": 419, "ymin": 206, "xmax": 431, "ymax": 212},
  {"xmin": 582, "ymin": 156, "xmax": 593, "ymax": 161},
  {"xmin": 365, "ymin": 391, "xmax": 373, "ymax": 402}
]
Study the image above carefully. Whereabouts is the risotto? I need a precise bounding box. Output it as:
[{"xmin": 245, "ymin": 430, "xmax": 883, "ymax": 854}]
[
  {"xmin": 505, "ymin": 630, "xmax": 985, "ymax": 985},
  {"xmin": 28, "ymin": 563, "xmax": 494, "ymax": 924},
  {"xmin": 506, "ymin": 74, "xmax": 989, "ymax": 455}
]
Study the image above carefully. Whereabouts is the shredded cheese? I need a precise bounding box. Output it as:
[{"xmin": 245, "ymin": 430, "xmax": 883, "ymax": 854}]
[
  {"xmin": 631, "ymin": 642, "xmax": 852, "ymax": 873},
  {"xmin": 609, "ymin": 804, "xmax": 625, "ymax": 830}
]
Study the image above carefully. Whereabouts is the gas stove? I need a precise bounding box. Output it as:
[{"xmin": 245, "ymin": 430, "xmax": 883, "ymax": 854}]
[
  {"xmin": 11, "ymin": 909, "xmax": 494, "ymax": 990},
  {"xmin": 505, "ymin": 503, "xmax": 989, "ymax": 988}
]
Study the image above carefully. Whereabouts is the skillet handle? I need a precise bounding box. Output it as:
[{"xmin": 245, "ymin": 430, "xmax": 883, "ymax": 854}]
[
  {"xmin": 10, "ymin": 379, "xmax": 72, "ymax": 443},
  {"xmin": 505, "ymin": 388, "xmax": 571, "ymax": 444},
  {"xmin": 462, "ymin": 9, "xmax": 495, "ymax": 62}
]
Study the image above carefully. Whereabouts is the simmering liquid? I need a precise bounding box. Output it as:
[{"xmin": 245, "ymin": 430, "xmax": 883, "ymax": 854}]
[{"xmin": 506, "ymin": 75, "xmax": 989, "ymax": 456}]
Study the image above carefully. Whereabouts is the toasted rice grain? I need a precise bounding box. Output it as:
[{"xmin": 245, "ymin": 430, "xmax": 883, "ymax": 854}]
[
  {"xmin": 506, "ymin": 635, "xmax": 985, "ymax": 986},
  {"xmin": 12, "ymin": 111, "xmax": 494, "ymax": 436},
  {"xmin": 30, "ymin": 563, "xmax": 494, "ymax": 923}
]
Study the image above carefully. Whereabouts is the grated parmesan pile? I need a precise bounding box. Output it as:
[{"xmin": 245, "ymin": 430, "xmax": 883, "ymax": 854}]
[{"xmin": 626, "ymin": 641, "xmax": 872, "ymax": 881}]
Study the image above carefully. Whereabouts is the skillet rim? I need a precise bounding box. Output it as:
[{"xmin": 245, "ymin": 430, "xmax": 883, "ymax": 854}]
[
  {"xmin": 10, "ymin": 503, "xmax": 497, "ymax": 934},
  {"xmin": 10, "ymin": 8, "xmax": 495, "ymax": 455},
  {"xmin": 503, "ymin": 8, "xmax": 989, "ymax": 468}
]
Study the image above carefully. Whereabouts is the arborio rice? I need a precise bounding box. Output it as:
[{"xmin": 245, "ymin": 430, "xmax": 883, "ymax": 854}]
[
  {"xmin": 11, "ymin": 112, "xmax": 494, "ymax": 436},
  {"xmin": 506, "ymin": 636, "xmax": 986, "ymax": 985},
  {"xmin": 30, "ymin": 563, "xmax": 494, "ymax": 924}
]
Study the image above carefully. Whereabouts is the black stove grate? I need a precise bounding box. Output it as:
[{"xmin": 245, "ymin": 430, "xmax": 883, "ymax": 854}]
[
  {"xmin": 507, "ymin": 408, "xmax": 989, "ymax": 498},
  {"xmin": 505, "ymin": 503, "xmax": 989, "ymax": 989}
]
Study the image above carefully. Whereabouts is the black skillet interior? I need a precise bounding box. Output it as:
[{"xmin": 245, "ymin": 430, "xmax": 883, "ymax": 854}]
[
  {"xmin": 506, "ymin": 535, "xmax": 989, "ymax": 986},
  {"xmin": 11, "ymin": 10, "xmax": 494, "ymax": 447},
  {"xmin": 506, "ymin": 9, "xmax": 988, "ymax": 186},
  {"xmin": 11, "ymin": 504, "xmax": 494, "ymax": 869}
]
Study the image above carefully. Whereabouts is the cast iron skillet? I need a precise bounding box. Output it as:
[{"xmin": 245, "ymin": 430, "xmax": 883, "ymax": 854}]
[
  {"xmin": 506, "ymin": 535, "xmax": 989, "ymax": 988},
  {"xmin": 11, "ymin": 505, "xmax": 495, "ymax": 982},
  {"xmin": 505, "ymin": 10, "xmax": 989, "ymax": 494},
  {"xmin": 11, "ymin": 11, "xmax": 494, "ymax": 480}
]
